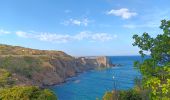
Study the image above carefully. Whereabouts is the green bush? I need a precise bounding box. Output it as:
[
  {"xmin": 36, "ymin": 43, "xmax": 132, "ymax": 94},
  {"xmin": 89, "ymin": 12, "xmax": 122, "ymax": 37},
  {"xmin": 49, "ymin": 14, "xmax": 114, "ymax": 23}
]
[
  {"xmin": 0, "ymin": 69, "xmax": 57, "ymax": 100},
  {"xmin": 103, "ymin": 91, "xmax": 114, "ymax": 100},
  {"xmin": 0, "ymin": 68, "xmax": 14, "ymax": 88},
  {"xmin": 119, "ymin": 90, "xmax": 142, "ymax": 100},
  {"xmin": 0, "ymin": 86, "xmax": 57, "ymax": 100},
  {"xmin": 103, "ymin": 89, "xmax": 142, "ymax": 100}
]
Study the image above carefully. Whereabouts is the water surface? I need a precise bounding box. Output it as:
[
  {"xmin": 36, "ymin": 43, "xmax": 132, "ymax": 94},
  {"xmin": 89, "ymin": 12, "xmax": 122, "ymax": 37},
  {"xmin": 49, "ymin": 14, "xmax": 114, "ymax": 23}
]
[{"xmin": 50, "ymin": 56, "xmax": 141, "ymax": 100}]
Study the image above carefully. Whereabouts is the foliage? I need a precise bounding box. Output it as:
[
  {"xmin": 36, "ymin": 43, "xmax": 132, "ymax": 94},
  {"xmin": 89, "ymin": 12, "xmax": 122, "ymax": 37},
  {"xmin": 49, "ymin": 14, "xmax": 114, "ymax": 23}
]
[
  {"xmin": 0, "ymin": 86, "xmax": 57, "ymax": 100},
  {"xmin": 0, "ymin": 56, "xmax": 42, "ymax": 79},
  {"xmin": 103, "ymin": 91, "xmax": 114, "ymax": 100},
  {"xmin": 132, "ymin": 20, "xmax": 170, "ymax": 99},
  {"xmin": 133, "ymin": 20, "xmax": 170, "ymax": 65},
  {"xmin": 0, "ymin": 68, "xmax": 14, "ymax": 88},
  {"xmin": 103, "ymin": 89, "xmax": 142, "ymax": 100},
  {"xmin": 0, "ymin": 44, "xmax": 63, "ymax": 100},
  {"xmin": 0, "ymin": 67, "xmax": 58, "ymax": 100},
  {"xmin": 119, "ymin": 89, "xmax": 142, "ymax": 100}
]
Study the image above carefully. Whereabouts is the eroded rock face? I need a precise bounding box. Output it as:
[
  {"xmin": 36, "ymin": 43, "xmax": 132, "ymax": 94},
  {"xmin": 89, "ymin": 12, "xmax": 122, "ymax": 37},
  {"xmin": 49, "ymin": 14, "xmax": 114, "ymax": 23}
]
[{"xmin": 96, "ymin": 56, "xmax": 111, "ymax": 68}]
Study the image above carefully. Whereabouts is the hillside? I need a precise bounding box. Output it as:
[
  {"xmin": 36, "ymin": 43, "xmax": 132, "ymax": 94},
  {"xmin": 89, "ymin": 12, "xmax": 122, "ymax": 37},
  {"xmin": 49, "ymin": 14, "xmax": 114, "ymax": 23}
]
[
  {"xmin": 0, "ymin": 44, "xmax": 72, "ymax": 57},
  {"xmin": 0, "ymin": 44, "xmax": 112, "ymax": 87}
]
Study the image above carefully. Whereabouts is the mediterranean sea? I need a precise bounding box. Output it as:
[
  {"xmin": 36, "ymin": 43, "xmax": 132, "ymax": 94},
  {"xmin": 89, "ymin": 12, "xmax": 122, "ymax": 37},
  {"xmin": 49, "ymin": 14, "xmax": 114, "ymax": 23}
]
[{"xmin": 50, "ymin": 56, "xmax": 142, "ymax": 100}]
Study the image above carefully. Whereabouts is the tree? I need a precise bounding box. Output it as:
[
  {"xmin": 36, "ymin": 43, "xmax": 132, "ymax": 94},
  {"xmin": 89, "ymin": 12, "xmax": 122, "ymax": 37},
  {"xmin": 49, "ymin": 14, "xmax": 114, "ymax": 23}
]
[{"xmin": 133, "ymin": 20, "xmax": 170, "ymax": 99}]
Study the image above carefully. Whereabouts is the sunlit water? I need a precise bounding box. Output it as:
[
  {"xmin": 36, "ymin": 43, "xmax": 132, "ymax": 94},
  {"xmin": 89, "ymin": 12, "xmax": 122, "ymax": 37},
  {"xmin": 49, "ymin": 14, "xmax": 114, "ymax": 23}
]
[{"xmin": 50, "ymin": 56, "xmax": 141, "ymax": 100}]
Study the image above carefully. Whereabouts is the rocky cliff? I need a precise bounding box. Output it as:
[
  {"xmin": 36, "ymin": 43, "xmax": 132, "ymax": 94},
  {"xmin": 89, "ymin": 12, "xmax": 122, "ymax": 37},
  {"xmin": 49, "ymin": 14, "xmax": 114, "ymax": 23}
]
[
  {"xmin": 0, "ymin": 44, "xmax": 113, "ymax": 87},
  {"xmin": 76, "ymin": 56, "xmax": 112, "ymax": 69}
]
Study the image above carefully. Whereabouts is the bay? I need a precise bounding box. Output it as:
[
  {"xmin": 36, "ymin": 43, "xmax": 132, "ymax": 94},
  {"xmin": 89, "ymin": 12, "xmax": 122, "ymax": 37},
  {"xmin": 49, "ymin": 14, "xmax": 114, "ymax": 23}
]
[{"xmin": 50, "ymin": 56, "xmax": 142, "ymax": 100}]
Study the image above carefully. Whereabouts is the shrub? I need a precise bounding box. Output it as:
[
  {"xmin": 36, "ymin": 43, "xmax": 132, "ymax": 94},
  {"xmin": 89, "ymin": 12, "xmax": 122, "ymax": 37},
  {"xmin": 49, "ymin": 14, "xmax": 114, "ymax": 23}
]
[
  {"xmin": 0, "ymin": 86, "xmax": 57, "ymax": 100},
  {"xmin": 0, "ymin": 56, "xmax": 42, "ymax": 79},
  {"xmin": 119, "ymin": 89, "xmax": 142, "ymax": 100},
  {"xmin": 103, "ymin": 89, "xmax": 142, "ymax": 100},
  {"xmin": 103, "ymin": 91, "xmax": 114, "ymax": 100},
  {"xmin": 0, "ymin": 68, "xmax": 14, "ymax": 88}
]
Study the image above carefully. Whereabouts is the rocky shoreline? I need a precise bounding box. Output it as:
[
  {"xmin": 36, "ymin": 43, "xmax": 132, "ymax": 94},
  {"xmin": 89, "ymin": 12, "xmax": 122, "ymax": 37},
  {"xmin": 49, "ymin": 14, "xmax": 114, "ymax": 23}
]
[
  {"xmin": 41, "ymin": 56, "xmax": 114, "ymax": 87},
  {"xmin": 0, "ymin": 44, "xmax": 114, "ymax": 87},
  {"xmin": 9, "ymin": 55, "xmax": 113, "ymax": 87}
]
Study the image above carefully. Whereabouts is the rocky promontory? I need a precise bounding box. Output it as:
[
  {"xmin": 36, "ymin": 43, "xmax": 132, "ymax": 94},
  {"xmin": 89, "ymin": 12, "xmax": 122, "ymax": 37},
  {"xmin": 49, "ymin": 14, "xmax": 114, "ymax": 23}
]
[{"xmin": 0, "ymin": 44, "xmax": 113, "ymax": 87}]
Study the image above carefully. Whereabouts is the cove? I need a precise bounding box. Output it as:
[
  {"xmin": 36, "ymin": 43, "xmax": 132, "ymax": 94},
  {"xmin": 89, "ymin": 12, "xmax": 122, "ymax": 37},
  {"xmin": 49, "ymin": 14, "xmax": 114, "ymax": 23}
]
[{"xmin": 50, "ymin": 56, "xmax": 141, "ymax": 100}]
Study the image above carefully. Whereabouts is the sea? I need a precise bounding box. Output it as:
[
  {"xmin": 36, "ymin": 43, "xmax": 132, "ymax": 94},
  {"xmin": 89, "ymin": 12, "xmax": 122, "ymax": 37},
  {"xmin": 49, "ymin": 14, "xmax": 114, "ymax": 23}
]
[{"xmin": 50, "ymin": 56, "xmax": 142, "ymax": 100}]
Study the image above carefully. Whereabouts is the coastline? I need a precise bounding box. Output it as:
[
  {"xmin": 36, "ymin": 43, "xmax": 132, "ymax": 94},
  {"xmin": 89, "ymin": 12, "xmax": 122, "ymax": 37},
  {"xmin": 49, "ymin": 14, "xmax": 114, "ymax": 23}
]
[
  {"xmin": 49, "ymin": 56, "xmax": 142, "ymax": 100},
  {"xmin": 0, "ymin": 44, "xmax": 114, "ymax": 88},
  {"xmin": 42, "ymin": 56, "xmax": 114, "ymax": 88}
]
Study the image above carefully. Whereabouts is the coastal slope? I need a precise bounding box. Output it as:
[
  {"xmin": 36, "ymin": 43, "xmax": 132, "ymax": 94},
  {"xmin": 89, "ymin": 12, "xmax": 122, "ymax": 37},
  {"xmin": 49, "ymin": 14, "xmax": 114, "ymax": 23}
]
[{"xmin": 0, "ymin": 44, "xmax": 113, "ymax": 86}]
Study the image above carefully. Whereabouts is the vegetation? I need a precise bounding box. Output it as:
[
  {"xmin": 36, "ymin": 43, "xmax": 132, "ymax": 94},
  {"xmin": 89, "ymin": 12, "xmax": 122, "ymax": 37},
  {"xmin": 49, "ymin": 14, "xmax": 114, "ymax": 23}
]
[
  {"xmin": 0, "ymin": 44, "xmax": 72, "ymax": 58},
  {"xmin": 0, "ymin": 45, "xmax": 62, "ymax": 100},
  {"xmin": 103, "ymin": 89, "xmax": 142, "ymax": 100},
  {"xmin": 133, "ymin": 19, "xmax": 170, "ymax": 100},
  {"xmin": 0, "ymin": 44, "xmax": 76, "ymax": 100},
  {"xmin": 103, "ymin": 91, "xmax": 114, "ymax": 100},
  {"xmin": 0, "ymin": 86, "xmax": 57, "ymax": 100},
  {"xmin": 0, "ymin": 44, "xmax": 74, "ymax": 80},
  {"xmin": 0, "ymin": 68, "xmax": 57, "ymax": 100},
  {"xmin": 0, "ymin": 56, "xmax": 43, "ymax": 79},
  {"xmin": 103, "ymin": 20, "xmax": 170, "ymax": 100},
  {"xmin": 0, "ymin": 69, "xmax": 14, "ymax": 88}
]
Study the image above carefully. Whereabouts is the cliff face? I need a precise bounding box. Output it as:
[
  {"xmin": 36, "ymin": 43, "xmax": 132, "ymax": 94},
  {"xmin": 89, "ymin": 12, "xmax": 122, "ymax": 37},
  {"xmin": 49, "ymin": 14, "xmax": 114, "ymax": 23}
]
[
  {"xmin": 30, "ymin": 56, "xmax": 112, "ymax": 86},
  {"xmin": 0, "ymin": 44, "xmax": 113, "ymax": 87},
  {"xmin": 76, "ymin": 56, "xmax": 112, "ymax": 69},
  {"xmin": 96, "ymin": 56, "xmax": 111, "ymax": 68}
]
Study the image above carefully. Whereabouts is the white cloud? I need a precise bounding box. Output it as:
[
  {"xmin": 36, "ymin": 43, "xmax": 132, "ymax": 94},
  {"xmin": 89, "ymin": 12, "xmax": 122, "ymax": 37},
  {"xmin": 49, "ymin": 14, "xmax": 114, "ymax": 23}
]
[
  {"xmin": 15, "ymin": 31, "xmax": 116, "ymax": 43},
  {"xmin": 81, "ymin": 19, "xmax": 89, "ymax": 26},
  {"xmin": 91, "ymin": 33, "xmax": 113, "ymax": 41},
  {"xmin": 123, "ymin": 23, "xmax": 159, "ymax": 29},
  {"xmin": 107, "ymin": 8, "xmax": 137, "ymax": 19},
  {"xmin": 0, "ymin": 29, "xmax": 11, "ymax": 35},
  {"xmin": 74, "ymin": 31, "xmax": 89, "ymax": 40},
  {"xmin": 123, "ymin": 8, "xmax": 170, "ymax": 29},
  {"xmin": 71, "ymin": 19, "xmax": 81, "ymax": 26},
  {"xmin": 62, "ymin": 18, "xmax": 90, "ymax": 26},
  {"xmin": 37, "ymin": 33, "xmax": 72, "ymax": 43},
  {"xmin": 16, "ymin": 31, "xmax": 29, "ymax": 38},
  {"xmin": 74, "ymin": 31, "xmax": 114, "ymax": 41}
]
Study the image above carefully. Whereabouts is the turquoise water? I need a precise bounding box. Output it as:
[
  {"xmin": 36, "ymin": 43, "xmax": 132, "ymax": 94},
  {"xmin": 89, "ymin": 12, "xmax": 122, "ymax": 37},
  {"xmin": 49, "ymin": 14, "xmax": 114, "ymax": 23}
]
[{"xmin": 50, "ymin": 56, "xmax": 141, "ymax": 100}]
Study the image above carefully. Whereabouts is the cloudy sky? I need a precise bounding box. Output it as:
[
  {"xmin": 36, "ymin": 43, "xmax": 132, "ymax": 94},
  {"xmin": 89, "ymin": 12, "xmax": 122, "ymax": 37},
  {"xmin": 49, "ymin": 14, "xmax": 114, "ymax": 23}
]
[{"xmin": 0, "ymin": 0, "xmax": 170, "ymax": 56}]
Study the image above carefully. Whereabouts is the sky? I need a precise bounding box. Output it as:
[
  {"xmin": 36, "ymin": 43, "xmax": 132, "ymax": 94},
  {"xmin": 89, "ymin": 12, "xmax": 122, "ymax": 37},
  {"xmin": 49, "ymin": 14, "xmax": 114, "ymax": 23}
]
[{"xmin": 0, "ymin": 0, "xmax": 170, "ymax": 56}]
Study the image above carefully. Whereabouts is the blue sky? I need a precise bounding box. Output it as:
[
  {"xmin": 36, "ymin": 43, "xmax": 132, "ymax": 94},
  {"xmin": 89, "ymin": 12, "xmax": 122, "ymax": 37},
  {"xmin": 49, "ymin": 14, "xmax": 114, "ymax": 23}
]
[{"xmin": 0, "ymin": 0, "xmax": 170, "ymax": 56}]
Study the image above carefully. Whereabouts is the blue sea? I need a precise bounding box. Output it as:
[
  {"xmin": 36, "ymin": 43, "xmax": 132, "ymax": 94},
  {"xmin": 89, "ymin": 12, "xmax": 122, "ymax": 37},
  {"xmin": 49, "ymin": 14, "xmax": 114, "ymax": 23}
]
[{"xmin": 50, "ymin": 56, "xmax": 142, "ymax": 100}]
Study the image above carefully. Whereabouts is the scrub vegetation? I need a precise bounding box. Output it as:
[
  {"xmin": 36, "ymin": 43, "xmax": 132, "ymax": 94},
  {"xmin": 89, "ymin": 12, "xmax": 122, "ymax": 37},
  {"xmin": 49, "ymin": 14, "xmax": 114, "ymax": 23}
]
[{"xmin": 0, "ymin": 68, "xmax": 57, "ymax": 100}]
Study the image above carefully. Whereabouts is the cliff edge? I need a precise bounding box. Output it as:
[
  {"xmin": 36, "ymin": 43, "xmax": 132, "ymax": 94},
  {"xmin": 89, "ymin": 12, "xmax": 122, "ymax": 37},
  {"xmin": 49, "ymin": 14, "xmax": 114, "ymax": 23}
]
[{"xmin": 0, "ymin": 44, "xmax": 113, "ymax": 87}]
